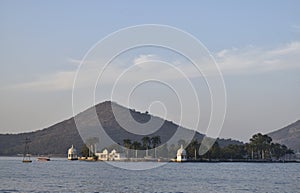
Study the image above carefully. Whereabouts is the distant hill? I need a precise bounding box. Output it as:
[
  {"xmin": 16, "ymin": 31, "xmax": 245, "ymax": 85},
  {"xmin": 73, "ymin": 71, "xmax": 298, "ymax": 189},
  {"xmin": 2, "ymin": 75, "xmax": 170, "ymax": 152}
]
[
  {"xmin": 0, "ymin": 118, "xmax": 83, "ymax": 156},
  {"xmin": 268, "ymin": 120, "xmax": 300, "ymax": 152},
  {"xmin": 0, "ymin": 101, "xmax": 242, "ymax": 156}
]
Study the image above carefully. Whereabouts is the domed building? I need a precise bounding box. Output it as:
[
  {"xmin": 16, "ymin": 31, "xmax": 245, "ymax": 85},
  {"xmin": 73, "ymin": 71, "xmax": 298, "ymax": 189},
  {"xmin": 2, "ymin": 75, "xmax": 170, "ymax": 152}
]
[
  {"xmin": 96, "ymin": 149, "xmax": 121, "ymax": 161},
  {"xmin": 67, "ymin": 145, "xmax": 78, "ymax": 160},
  {"xmin": 96, "ymin": 149, "xmax": 109, "ymax": 161},
  {"xmin": 109, "ymin": 149, "xmax": 121, "ymax": 161},
  {"xmin": 177, "ymin": 145, "xmax": 187, "ymax": 162}
]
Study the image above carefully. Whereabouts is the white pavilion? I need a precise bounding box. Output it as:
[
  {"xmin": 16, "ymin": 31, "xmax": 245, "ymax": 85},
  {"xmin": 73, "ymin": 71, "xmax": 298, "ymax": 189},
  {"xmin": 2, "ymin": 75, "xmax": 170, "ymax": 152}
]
[
  {"xmin": 67, "ymin": 145, "xmax": 78, "ymax": 160},
  {"xmin": 109, "ymin": 149, "xmax": 121, "ymax": 160},
  {"xmin": 176, "ymin": 145, "xmax": 187, "ymax": 162},
  {"xmin": 96, "ymin": 149, "xmax": 109, "ymax": 161},
  {"xmin": 96, "ymin": 149, "xmax": 121, "ymax": 161}
]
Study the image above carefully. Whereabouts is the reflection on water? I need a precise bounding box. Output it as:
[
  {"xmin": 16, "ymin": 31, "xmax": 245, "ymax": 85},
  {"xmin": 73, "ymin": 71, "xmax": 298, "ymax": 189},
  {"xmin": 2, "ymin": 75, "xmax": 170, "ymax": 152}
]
[{"xmin": 0, "ymin": 157, "xmax": 299, "ymax": 192}]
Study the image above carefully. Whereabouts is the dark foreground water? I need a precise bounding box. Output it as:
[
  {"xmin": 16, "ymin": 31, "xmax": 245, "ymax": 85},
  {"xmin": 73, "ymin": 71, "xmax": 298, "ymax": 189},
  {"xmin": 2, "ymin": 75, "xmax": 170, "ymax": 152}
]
[{"xmin": 0, "ymin": 157, "xmax": 299, "ymax": 193}]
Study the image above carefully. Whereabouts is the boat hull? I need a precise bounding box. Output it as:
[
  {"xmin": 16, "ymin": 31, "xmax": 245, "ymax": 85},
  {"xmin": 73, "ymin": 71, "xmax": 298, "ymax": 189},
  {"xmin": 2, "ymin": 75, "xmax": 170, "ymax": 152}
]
[
  {"xmin": 22, "ymin": 160, "xmax": 32, "ymax": 163},
  {"xmin": 37, "ymin": 157, "xmax": 51, "ymax": 161}
]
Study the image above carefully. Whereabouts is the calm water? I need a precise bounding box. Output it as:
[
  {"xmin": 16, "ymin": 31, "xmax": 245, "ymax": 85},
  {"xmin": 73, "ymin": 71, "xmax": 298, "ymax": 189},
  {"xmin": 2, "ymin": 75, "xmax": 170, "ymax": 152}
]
[{"xmin": 0, "ymin": 157, "xmax": 299, "ymax": 193}]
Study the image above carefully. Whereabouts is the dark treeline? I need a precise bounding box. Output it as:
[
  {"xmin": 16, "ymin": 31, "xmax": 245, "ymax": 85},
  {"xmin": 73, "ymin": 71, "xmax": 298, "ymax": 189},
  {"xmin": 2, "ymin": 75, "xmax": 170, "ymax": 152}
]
[
  {"xmin": 82, "ymin": 133, "xmax": 294, "ymax": 160},
  {"xmin": 186, "ymin": 133, "xmax": 294, "ymax": 161},
  {"xmin": 187, "ymin": 133, "xmax": 294, "ymax": 160},
  {"xmin": 192, "ymin": 133, "xmax": 294, "ymax": 160},
  {"xmin": 123, "ymin": 136, "xmax": 162, "ymax": 158}
]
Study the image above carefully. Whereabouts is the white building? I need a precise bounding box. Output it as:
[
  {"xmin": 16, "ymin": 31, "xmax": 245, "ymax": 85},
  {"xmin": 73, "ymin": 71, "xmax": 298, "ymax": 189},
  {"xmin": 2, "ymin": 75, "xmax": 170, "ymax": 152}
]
[
  {"xmin": 67, "ymin": 145, "xmax": 78, "ymax": 160},
  {"xmin": 177, "ymin": 145, "xmax": 187, "ymax": 162},
  {"xmin": 109, "ymin": 149, "xmax": 121, "ymax": 160},
  {"xmin": 96, "ymin": 149, "xmax": 109, "ymax": 161},
  {"xmin": 96, "ymin": 149, "xmax": 121, "ymax": 161}
]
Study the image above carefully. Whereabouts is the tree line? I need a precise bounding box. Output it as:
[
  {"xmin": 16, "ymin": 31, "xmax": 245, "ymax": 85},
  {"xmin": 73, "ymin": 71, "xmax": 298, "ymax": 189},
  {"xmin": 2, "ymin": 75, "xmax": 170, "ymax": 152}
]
[
  {"xmin": 81, "ymin": 133, "xmax": 294, "ymax": 160},
  {"xmin": 184, "ymin": 133, "xmax": 294, "ymax": 160},
  {"xmin": 123, "ymin": 136, "xmax": 161, "ymax": 158}
]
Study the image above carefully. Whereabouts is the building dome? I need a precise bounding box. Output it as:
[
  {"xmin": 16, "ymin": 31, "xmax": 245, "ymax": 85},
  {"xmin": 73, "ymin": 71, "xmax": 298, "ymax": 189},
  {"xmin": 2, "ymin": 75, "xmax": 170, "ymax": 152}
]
[
  {"xmin": 177, "ymin": 145, "xmax": 186, "ymax": 156},
  {"xmin": 176, "ymin": 145, "xmax": 187, "ymax": 162},
  {"xmin": 111, "ymin": 149, "xmax": 117, "ymax": 154},
  {"xmin": 68, "ymin": 145, "xmax": 77, "ymax": 154},
  {"xmin": 102, "ymin": 149, "xmax": 108, "ymax": 154},
  {"xmin": 68, "ymin": 145, "xmax": 78, "ymax": 160}
]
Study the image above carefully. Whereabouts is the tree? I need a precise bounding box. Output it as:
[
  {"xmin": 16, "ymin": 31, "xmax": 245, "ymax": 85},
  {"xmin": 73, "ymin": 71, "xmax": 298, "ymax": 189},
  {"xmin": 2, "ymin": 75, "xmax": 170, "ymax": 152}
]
[
  {"xmin": 186, "ymin": 140, "xmax": 199, "ymax": 160},
  {"xmin": 270, "ymin": 143, "xmax": 294, "ymax": 160},
  {"xmin": 285, "ymin": 148, "xmax": 295, "ymax": 160},
  {"xmin": 85, "ymin": 137, "xmax": 99, "ymax": 156},
  {"xmin": 223, "ymin": 144, "xmax": 246, "ymax": 159},
  {"xmin": 270, "ymin": 143, "xmax": 283, "ymax": 159},
  {"xmin": 123, "ymin": 139, "xmax": 132, "ymax": 148},
  {"xmin": 245, "ymin": 143, "xmax": 255, "ymax": 160},
  {"xmin": 142, "ymin": 136, "xmax": 151, "ymax": 148},
  {"xmin": 210, "ymin": 141, "xmax": 221, "ymax": 159},
  {"xmin": 151, "ymin": 136, "xmax": 161, "ymax": 158},
  {"xmin": 81, "ymin": 144, "xmax": 89, "ymax": 157},
  {"xmin": 132, "ymin": 141, "xmax": 142, "ymax": 149},
  {"xmin": 151, "ymin": 136, "xmax": 161, "ymax": 148},
  {"xmin": 132, "ymin": 141, "xmax": 142, "ymax": 158},
  {"xmin": 142, "ymin": 136, "xmax": 151, "ymax": 157},
  {"xmin": 123, "ymin": 139, "xmax": 132, "ymax": 158},
  {"xmin": 249, "ymin": 133, "xmax": 272, "ymax": 160},
  {"xmin": 201, "ymin": 142, "xmax": 218, "ymax": 160}
]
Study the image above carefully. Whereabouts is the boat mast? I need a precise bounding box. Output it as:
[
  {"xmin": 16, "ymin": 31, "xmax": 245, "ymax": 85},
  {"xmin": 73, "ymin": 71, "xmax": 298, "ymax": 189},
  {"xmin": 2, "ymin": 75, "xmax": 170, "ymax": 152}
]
[{"xmin": 23, "ymin": 137, "xmax": 32, "ymax": 162}]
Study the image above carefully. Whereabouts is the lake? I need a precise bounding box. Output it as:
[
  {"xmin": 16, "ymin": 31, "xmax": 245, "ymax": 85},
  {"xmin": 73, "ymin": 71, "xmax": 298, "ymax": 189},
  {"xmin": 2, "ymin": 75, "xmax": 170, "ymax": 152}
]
[{"xmin": 0, "ymin": 157, "xmax": 299, "ymax": 192}]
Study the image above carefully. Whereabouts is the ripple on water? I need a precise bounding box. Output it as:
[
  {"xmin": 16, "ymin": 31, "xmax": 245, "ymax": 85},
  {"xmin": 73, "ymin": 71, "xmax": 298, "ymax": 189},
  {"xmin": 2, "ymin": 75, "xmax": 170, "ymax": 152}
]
[{"xmin": 0, "ymin": 158, "xmax": 299, "ymax": 192}]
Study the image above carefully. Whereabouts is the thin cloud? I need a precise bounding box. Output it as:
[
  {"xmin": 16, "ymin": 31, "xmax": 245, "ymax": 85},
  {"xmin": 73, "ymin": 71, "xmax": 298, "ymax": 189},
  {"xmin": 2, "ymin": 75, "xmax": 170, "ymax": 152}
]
[
  {"xmin": 9, "ymin": 71, "xmax": 75, "ymax": 91},
  {"xmin": 67, "ymin": 58, "xmax": 82, "ymax": 65},
  {"xmin": 7, "ymin": 41, "xmax": 300, "ymax": 92},
  {"xmin": 67, "ymin": 58, "xmax": 98, "ymax": 67},
  {"xmin": 215, "ymin": 41, "xmax": 300, "ymax": 74},
  {"xmin": 133, "ymin": 54, "xmax": 159, "ymax": 65}
]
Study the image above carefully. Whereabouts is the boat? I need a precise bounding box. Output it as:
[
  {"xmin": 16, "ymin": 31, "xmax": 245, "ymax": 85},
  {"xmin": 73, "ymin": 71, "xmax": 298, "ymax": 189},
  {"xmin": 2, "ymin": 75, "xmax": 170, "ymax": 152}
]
[
  {"xmin": 22, "ymin": 160, "xmax": 32, "ymax": 163},
  {"xmin": 22, "ymin": 154, "xmax": 32, "ymax": 163},
  {"xmin": 22, "ymin": 138, "xmax": 32, "ymax": 163},
  {"xmin": 37, "ymin": 157, "xmax": 51, "ymax": 161}
]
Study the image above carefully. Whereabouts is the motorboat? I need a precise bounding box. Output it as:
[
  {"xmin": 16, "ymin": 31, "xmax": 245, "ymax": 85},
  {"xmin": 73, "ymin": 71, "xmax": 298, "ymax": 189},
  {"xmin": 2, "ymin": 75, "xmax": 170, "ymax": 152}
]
[{"xmin": 37, "ymin": 157, "xmax": 51, "ymax": 161}]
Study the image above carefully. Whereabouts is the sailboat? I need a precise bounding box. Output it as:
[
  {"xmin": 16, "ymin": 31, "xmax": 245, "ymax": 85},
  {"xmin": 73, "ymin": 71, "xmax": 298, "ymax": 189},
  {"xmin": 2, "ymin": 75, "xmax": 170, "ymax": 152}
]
[{"xmin": 22, "ymin": 137, "xmax": 32, "ymax": 163}]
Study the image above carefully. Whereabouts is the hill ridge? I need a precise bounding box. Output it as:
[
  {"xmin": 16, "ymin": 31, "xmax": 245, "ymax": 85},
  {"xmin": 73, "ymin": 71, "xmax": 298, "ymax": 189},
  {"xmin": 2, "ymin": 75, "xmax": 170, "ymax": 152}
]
[
  {"xmin": 0, "ymin": 101, "xmax": 242, "ymax": 156},
  {"xmin": 268, "ymin": 120, "xmax": 300, "ymax": 151}
]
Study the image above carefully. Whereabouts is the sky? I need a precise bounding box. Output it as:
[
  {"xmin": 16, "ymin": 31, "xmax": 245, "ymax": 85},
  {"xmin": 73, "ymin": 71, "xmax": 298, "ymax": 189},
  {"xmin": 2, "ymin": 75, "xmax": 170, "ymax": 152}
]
[{"xmin": 0, "ymin": 0, "xmax": 300, "ymax": 142}]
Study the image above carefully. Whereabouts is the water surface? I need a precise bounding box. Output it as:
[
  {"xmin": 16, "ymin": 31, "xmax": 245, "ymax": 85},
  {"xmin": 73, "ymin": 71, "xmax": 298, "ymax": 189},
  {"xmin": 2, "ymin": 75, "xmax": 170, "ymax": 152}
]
[{"xmin": 0, "ymin": 157, "xmax": 299, "ymax": 192}]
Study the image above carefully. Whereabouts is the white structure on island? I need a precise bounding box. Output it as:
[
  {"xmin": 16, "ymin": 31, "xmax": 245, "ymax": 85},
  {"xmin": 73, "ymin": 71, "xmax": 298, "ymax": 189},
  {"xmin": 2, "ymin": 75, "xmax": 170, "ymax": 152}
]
[
  {"xmin": 176, "ymin": 145, "xmax": 187, "ymax": 162},
  {"xmin": 109, "ymin": 149, "xmax": 121, "ymax": 160},
  {"xmin": 96, "ymin": 149, "xmax": 121, "ymax": 161},
  {"xmin": 67, "ymin": 145, "xmax": 78, "ymax": 160},
  {"xmin": 96, "ymin": 149, "xmax": 109, "ymax": 161}
]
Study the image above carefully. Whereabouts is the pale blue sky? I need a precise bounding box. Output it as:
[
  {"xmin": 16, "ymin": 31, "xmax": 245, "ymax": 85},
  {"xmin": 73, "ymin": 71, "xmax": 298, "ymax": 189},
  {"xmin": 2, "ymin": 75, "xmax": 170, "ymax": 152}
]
[{"xmin": 0, "ymin": 1, "xmax": 300, "ymax": 141}]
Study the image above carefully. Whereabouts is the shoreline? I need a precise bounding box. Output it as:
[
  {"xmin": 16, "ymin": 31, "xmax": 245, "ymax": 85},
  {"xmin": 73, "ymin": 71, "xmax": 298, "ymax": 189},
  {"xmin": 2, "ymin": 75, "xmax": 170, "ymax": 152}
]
[
  {"xmin": 1, "ymin": 156, "xmax": 299, "ymax": 163},
  {"xmin": 76, "ymin": 157, "xmax": 300, "ymax": 163}
]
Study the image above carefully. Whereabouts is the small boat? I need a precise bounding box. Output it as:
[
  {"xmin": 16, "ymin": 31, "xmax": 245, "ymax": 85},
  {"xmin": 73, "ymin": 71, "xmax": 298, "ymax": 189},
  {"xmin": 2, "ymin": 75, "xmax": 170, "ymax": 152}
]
[
  {"xmin": 37, "ymin": 157, "xmax": 51, "ymax": 161},
  {"xmin": 22, "ymin": 159, "xmax": 32, "ymax": 163}
]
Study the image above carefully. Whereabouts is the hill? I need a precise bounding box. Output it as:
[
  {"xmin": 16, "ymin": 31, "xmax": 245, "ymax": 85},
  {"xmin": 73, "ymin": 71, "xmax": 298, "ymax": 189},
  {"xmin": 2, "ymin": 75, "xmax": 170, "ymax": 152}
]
[
  {"xmin": 0, "ymin": 101, "xmax": 242, "ymax": 156},
  {"xmin": 0, "ymin": 118, "xmax": 83, "ymax": 156},
  {"xmin": 268, "ymin": 120, "xmax": 300, "ymax": 152}
]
